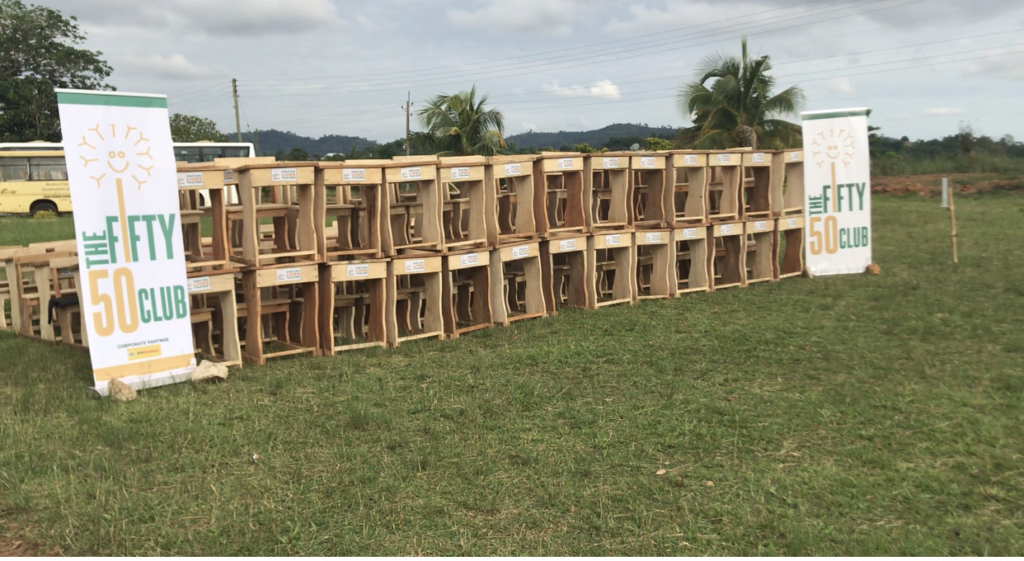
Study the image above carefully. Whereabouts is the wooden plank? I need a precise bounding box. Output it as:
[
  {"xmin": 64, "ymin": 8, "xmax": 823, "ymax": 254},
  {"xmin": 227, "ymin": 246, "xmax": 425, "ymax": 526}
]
[
  {"xmin": 669, "ymin": 151, "xmax": 709, "ymax": 167},
  {"xmin": 393, "ymin": 256, "xmax": 443, "ymax": 275},
  {"xmin": 254, "ymin": 263, "xmax": 319, "ymax": 287},
  {"xmin": 630, "ymin": 153, "xmax": 666, "ymax": 170},
  {"xmin": 326, "ymin": 260, "xmax": 387, "ymax": 281},
  {"xmin": 777, "ymin": 215, "xmax": 805, "ymax": 230},
  {"xmin": 498, "ymin": 242, "xmax": 539, "ymax": 262},
  {"xmin": 539, "ymin": 154, "xmax": 583, "ymax": 173},
  {"xmin": 742, "ymin": 151, "xmax": 773, "ymax": 167},
  {"xmin": 592, "ymin": 232, "xmax": 632, "ymax": 250}
]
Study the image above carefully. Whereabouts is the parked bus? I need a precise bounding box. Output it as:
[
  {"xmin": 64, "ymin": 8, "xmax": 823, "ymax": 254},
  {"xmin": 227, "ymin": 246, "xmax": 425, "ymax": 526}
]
[{"xmin": 0, "ymin": 141, "xmax": 256, "ymax": 215}]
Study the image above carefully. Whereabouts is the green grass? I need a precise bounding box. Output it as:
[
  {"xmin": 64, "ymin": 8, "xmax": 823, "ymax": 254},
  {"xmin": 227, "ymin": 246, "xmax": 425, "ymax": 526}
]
[
  {"xmin": 0, "ymin": 214, "xmax": 75, "ymax": 247},
  {"xmin": 875, "ymin": 153, "xmax": 1024, "ymax": 177},
  {"xmin": 1, "ymin": 194, "xmax": 1023, "ymax": 555}
]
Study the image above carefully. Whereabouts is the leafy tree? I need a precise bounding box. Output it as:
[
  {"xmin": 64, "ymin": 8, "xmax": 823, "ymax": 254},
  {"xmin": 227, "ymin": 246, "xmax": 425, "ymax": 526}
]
[
  {"xmin": 0, "ymin": 0, "xmax": 113, "ymax": 141},
  {"xmin": 879, "ymin": 151, "xmax": 901, "ymax": 175},
  {"xmin": 676, "ymin": 38, "xmax": 804, "ymax": 150},
  {"xmin": 958, "ymin": 121, "xmax": 974, "ymax": 156},
  {"xmin": 604, "ymin": 135, "xmax": 643, "ymax": 151},
  {"xmin": 416, "ymin": 85, "xmax": 505, "ymax": 156},
  {"xmin": 169, "ymin": 113, "xmax": 228, "ymax": 142},
  {"xmin": 644, "ymin": 137, "xmax": 673, "ymax": 151},
  {"xmin": 321, "ymin": 153, "xmax": 345, "ymax": 162},
  {"xmin": 282, "ymin": 147, "xmax": 310, "ymax": 161}
]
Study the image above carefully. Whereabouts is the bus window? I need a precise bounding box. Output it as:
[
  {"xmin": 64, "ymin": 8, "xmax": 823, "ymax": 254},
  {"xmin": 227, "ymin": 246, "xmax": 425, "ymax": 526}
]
[
  {"xmin": 175, "ymin": 148, "xmax": 201, "ymax": 163},
  {"xmin": 222, "ymin": 147, "xmax": 249, "ymax": 158},
  {"xmin": 200, "ymin": 148, "xmax": 219, "ymax": 162},
  {"xmin": 28, "ymin": 157, "xmax": 68, "ymax": 180},
  {"xmin": 0, "ymin": 157, "xmax": 29, "ymax": 181}
]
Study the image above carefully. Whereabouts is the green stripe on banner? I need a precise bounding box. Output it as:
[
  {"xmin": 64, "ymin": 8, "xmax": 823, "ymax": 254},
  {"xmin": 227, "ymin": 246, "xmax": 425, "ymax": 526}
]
[
  {"xmin": 56, "ymin": 92, "xmax": 167, "ymax": 109},
  {"xmin": 802, "ymin": 109, "xmax": 869, "ymax": 121}
]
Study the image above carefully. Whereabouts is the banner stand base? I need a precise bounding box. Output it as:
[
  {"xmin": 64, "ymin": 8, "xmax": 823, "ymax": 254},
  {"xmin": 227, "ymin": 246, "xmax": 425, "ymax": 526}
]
[{"xmin": 92, "ymin": 360, "xmax": 197, "ymax": 397}]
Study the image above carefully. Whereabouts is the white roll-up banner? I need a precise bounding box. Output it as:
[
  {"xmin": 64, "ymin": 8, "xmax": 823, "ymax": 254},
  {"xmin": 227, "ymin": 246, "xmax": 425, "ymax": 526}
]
[
  {"xmin": 801, "ymin": 107, "xmax": 873, "ymax": 276},
  {"xmin": 56, "ymin": 89, "xmax": 195, "ymax": 395}
]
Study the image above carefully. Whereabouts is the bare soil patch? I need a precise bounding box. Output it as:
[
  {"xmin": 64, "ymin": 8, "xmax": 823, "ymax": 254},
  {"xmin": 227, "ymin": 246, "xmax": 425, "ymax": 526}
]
[
  {"xmin": 873, "ymin": 173, "xmax": 1024, "ymax": 196},
  {"xmin": 0, "ymin": 521, "xmax": 52, "ymax": 557}
]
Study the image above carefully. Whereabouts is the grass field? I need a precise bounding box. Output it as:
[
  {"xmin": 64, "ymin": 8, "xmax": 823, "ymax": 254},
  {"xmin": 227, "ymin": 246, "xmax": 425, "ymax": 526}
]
[{"xmin": 1, "ymin": 193, "xmax": 1022, "ymax": 555}]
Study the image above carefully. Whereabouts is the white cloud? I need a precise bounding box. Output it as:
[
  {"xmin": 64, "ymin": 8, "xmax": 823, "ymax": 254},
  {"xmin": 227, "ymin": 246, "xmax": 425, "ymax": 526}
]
[
  {"xmin": 922, "ymin": 107, "xmax": 963, "ymax": 116},
  {"xmin": 605, "ymin": 1, "xmax": 765, "ymax": 35},
  {"xmin": 120, "ymin": 53, "xmax": 214, "ymax": 79},
  {"xmin": 541, "ymin": 79, "xmax": 621, "ymax": 99},
  {"xmin": 175, "ymin": 0, "xmax": 341, "ymax": 36},
  {"xmin": 356, "ymin": 15, "xmax": 377, "ymax": 30},
  {"xmin": 46, "ymin": 0, "xmax": 342, "ymax": 36},
  {"xmin": 828, "ymin": 77, "xmax": 853, "ymax": 94},
  {"xmin": 961, "ymin": 44, "xmax": 1024, "ymax": 80},
  {"xmin": 447, "ymin": 0, "xmax": 580, "ymax": 35}
]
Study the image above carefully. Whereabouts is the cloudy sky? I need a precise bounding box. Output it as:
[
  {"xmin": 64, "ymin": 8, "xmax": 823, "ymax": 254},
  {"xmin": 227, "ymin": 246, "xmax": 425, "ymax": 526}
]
[{"xmin": 40, "ymin": 0, "xmax": 1024, "ymax": 142}]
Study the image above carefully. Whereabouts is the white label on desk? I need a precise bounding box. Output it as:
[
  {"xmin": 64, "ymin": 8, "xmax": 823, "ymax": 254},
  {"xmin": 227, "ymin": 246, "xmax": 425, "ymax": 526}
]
[
  {"xmin": 605, "ymin": 234, "xmax": 621, "ymax": 246},
  {"xmin": 404, "ymin": 259, "xmax": 425, "ymax": 273},
  {"xmin": 512, "ymin": 245, "xmax": 530, "ymax": 258},
  {"xmin": 346, "ymin": 264, "xmax": 369, "ymax": 278},
  {"xmin": 450, "ymin": 167, "xmax": 470, "ymax": 180},
  {"xmin": 222, "ymin": 170, "xmax": 234, "ymax": 183},
  {"xmin": 504, "ymin": 163, "xmax": 522, "ymax": 176},
  {"xmin": 460, "ymin": 253, "xmax": 479, "ymax": 266},
  {"xmin": 400, "ymin": 166, "xmax": 422, "ymax": 180},
  {"xmin": 682, "ymin": 227, "xmax": 698, "ymax": 239},
  {"xmin": 187, "ymin": 276, "xmax": 210, "ymax": 293},
  {"xmin": 716, "ymin": 154, "xmax": 732, "ymax": 164},
  {"xmin": 645, "ymin": 232, "xmax": 662, "ymax": 243},
  {"xmin": 271, "ymin": 168, "xmax": 297, "ymax": 182},
  {"xmin": 343, "ymin": 168, "xmax": 366, "ymax": 182},
  {"xmin": 720, "ymin": 224, "xmax": 735, "ymax": 235},
  {"xmin": 684, "ymin": 154, "xmax": 699, "ymax": 165},
  {"xmin": 640, "ymin": 156, "xmax": 656, "ymax": 168},
  {"xmin": 177, "ymin": 172, "xmax": 203, "ymax": 188},
  {"xmin": 752, "ymin": 152, "xmax": 765, "ymax": 163},
  {"xmin": 754, "ymin": 220, "xmax": 767, "ymax": 232},
  {"xmin": 559, "ymin": 239, "xmax": 577, "ymax": 251},
  {"xmin": 602, "ymin": 157, "xmax": 619, "ymax": 169},
  {"xmin": 790, "ymin": 151, "xmax": 802, "ymax": 161},
  {"xmin": 787, "ymin": 218, "xmax": 799, "ymax": 228},
  {"xmin": 276, "ymin": 267, "xmax": 302, "ymax": 282},
  {"xmin": 557, "ymin": 158, "xmax": 574, "ymax": 169}
]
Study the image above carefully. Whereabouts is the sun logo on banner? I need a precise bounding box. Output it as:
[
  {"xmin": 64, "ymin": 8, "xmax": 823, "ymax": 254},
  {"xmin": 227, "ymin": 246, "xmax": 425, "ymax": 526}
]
[
  {"xmin": 77, "ymin": 124, "xmax": 155, "ymax": 189},
  {"xmin": 810, "ymin": 127, "xmax": 857, "ymax": 215},
  {"xmin": 810, "ymin": 128, "xmax": 856, "ymax": 170}
]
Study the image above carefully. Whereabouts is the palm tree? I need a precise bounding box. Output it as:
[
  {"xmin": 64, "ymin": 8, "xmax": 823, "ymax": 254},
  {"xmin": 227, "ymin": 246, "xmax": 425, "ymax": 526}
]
[
  {"xmin": 416, "ymin": 85, "xmax": 506, "ymax": 156},
  {"xmin": 676, "ymin": 39, "xmax": 805, "ymax": 150}
]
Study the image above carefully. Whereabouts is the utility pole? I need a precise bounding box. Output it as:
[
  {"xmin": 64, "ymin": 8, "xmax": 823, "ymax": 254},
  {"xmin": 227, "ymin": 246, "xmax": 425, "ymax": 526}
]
[
  {"xmin": 253, "ymin": 129, "xmax": 261, "ymax": 156},
  {"xmin": 403, "ymin": 91, "xmax": 412, "ymax": 156},
  {"xmin": 232, "ymin": 78, "xmax": 242, "ymax": 142}
]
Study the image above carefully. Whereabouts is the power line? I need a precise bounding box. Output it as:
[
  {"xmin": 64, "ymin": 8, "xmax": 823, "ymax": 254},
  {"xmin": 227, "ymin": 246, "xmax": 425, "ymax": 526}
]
[
  {"xmin": 238, "ymin": 0, "xmax": 841, "ymax": 85},
  {"xmin": 230, "ymin": 32, "xmax": 1022, "ymax": 126},
  {"xmin": 174, "ymin": 0, "xmax": 971, "ymax": 123},
  {"xmin": 240, "ymin": 0, "xmax": 919, "ymax": 97},
  {"xmin": 260, "ymin": 46, "xmax": 1024, "ymax": 134},
  {"xmin": 179, "ymin": 0, "xmax": 962, "ymax": 126}
]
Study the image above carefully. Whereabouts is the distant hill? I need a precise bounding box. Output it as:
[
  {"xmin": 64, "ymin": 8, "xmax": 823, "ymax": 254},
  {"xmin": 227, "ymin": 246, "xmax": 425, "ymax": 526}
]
[
  {"xmin": 230, "ymin": 129, "xmax": 378, "ymax": 157},
  {"xmin": 505, "ymin": 123, "xmax": 678, "ymax": 150},
  {"xmin": 229, "ymin": 123, "xmax": 678, "ymax": 158}
]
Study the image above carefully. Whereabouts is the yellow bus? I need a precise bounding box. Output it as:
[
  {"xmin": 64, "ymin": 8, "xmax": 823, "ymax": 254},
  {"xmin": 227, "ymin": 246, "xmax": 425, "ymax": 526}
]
[{"xmin": 0, "ymin": 141, "xmax": 256, "ymax": 216}]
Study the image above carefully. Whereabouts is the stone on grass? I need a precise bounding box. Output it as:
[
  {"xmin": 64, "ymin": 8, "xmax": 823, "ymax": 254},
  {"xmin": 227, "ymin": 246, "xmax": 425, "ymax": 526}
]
[
  {"xmin": 191, "ymin": 360, "xmax": 229, "ymax": 383},
  {"xmin": 866, "ymin": 263, "xmax": 881, "ymax": 275},
  {"xmin": 108, "ymin": 379, "xmax": 137, "ymax": 402}
]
